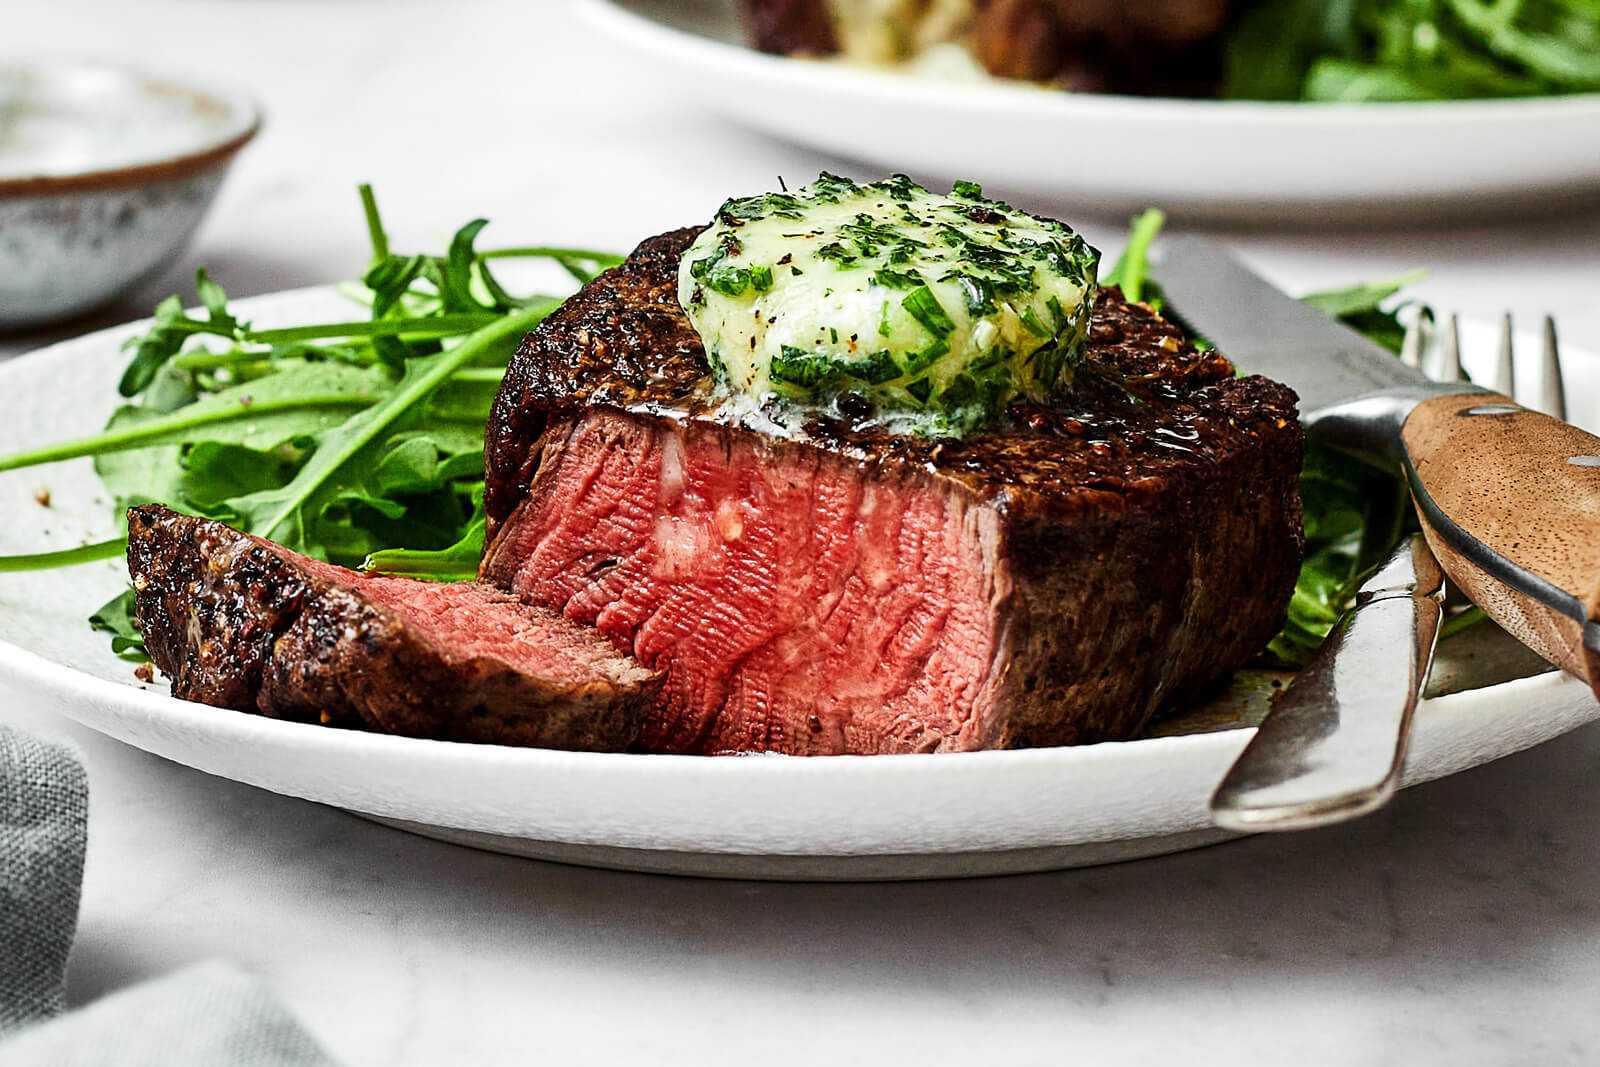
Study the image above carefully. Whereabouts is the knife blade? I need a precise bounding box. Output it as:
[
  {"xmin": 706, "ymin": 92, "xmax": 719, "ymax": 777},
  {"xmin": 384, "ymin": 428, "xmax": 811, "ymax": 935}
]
[
  {"xmin": 1152, "ymin": 238, "xmax": 1435, "ymax": 416},
  {"xmin": 1150, "ymin": 237, "xmax": 1600, "ymax": 746}
]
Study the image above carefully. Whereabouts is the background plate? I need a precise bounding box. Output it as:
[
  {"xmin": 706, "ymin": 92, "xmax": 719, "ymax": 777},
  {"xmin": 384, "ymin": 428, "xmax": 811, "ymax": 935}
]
[
  {"xmin": 580, "ymin": 0, "xmax": 1600, "ymax": 224},
  {"xmin": 0, "ymin": 287, "xmax": 1595, "ymax": 880}
]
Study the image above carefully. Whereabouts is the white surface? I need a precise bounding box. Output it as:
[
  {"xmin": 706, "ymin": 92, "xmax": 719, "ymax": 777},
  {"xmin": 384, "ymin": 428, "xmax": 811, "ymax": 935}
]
[
  {"xmin": 4, "ymin": 290, "xmax": 1600, "ymax": 876},
  {"xmin": 585, "ymin": 0, "xmax": 1600, "ymax": 223},
  {"xmin": 1, "ymin": 1, "xmax": 1600, "ymax": 1064}
]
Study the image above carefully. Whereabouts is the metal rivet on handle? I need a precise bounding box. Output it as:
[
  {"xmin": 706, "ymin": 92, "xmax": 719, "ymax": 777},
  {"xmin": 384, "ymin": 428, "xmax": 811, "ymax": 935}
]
[
  {"xmin": 1567, "ymin": 456, "xmax": 1600, "ymax": 467},
  {"xmin": 1459, "ymin": 404, "xmax": 1522, "ymax": 417}
]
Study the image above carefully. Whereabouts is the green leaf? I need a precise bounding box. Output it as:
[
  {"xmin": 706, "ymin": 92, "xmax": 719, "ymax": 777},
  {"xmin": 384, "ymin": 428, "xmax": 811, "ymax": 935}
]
[
  {"xmin": 116, "ymin": 271, "xmax": 246, "ymax": 397},
  {"xmin": 772, "ymin": 346, "xmax": 837, "ymax": 388},
  {"xmin": 439, "ymin": 218, "xmax": 493, "ymax": 313},
  {"xmin": 0, "ymin": 360, "xmax": 392, "ymax": 476},
  {"xmin": 902, "ymin": 286, "xmax": 954, "ymax": 339},
  {"xmin": 374, "ymin": 436, "xmax": 483, "ymax": 495},
  {"xmin": 362, "ymin": 512, "xmax": 487, "ymax": 582},
  {"xmin": 1224, "ymin": 0, "xmax": 1600, "ymax": 102},
  {"xmin": 1299, "ymin": 271, "xmax": 1428, "ymax": 318},
  {"xmin": 89, "ymin": 587, "xmax": 149, "ymax": 663},
  {"xmin": 195, "ymin": 269, "xmax": 231, "ymax": 322},
  {"xmin": 222, "ymin": 301, "xmax": 553, "ymax": 557},
  {"xmin": 1300, "ymin": 270, "xmax": 1427, "ymax": 355},
  {"xmin": 1101, "ymin": 209, "xmax": 1166, "ymax": 303},
  {"xmin": 1221, "ymin": 0, "xmax": 1337, "ymax": 99},
  {"xmin": 182, "ymin": 442, "xmax": 301, "ymax": 511},
  {"xmin": 0, "ymin": 538, "xmax": 126, "ymax": 573}
]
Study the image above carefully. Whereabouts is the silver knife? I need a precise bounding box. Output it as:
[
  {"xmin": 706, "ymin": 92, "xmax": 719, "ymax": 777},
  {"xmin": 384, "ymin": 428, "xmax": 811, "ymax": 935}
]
[{"xmin": 1151, "ymin": 237, "xmax": 1600, "ymax": 827}]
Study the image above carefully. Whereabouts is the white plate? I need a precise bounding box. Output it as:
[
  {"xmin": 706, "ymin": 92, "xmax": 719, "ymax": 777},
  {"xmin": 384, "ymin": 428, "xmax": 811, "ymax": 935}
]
[
  {"xmin": 1, "ymin": 286, "xmax": 1595, "ymax": 880},
  {"xmin": 581, "ymin": 0, "xmax": 1600, "ymax": 224}
]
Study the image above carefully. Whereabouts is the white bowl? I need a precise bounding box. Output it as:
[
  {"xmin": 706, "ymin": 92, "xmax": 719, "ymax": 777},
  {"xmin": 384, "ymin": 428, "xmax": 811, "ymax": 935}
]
[{"xmin": 0, "ymin": 61, "xmax": 260, "ymax": 328}]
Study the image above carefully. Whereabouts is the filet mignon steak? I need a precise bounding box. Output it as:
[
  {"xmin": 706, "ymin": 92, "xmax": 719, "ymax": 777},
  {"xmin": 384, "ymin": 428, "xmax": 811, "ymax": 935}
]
[
  {"xmin": 128, "ymin": 504, "xmax": 658, "ymax": 749},
  {"xmin": 481, "ymin": 227, "xmax": 1304, "ymax": 756}
]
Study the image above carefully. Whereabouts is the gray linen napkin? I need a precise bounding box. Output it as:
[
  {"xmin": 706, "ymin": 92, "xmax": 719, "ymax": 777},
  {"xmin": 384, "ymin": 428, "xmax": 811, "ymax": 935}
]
[
  {"xmin": 0, "ymin": 727, "xmax": 86, "ymax": 1031},
  {"xmin": 0, "ymin": 726, "xmax": 338, "ymax": 1066},
  {"xmin": 0, "ymin": 962, "xmax": 334, "ymax": 1067}
]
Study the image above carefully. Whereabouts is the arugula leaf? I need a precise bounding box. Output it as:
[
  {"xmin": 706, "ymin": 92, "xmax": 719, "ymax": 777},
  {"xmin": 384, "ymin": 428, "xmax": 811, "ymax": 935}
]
[
  {"xmin": 1223, "ymin": 0, "xmax": 1600, "ymax": 101},
  {"xmin": 1299, "ymin": 271, "xmax": 1427, "ymax": 319},
  {"xmin": 0, "ymin": 539, "xmax": 125, "ymax": 573},
  {"xmin": 117, "ymin": 271, "xmax": 245, "ymax": 397},
  {"xmin": 0, "ymin": 186, "xmax": 609, "ymax": 601},
  {"xmin": 89, "ymin": 588, "xmax": 148, "ymax": 662},
  {"xmin": 222, "ymin": 300, "xmax": 553, "ymax": 558},
  {"xmin": 362, "ymin": 512, "xmax": 486, "ymax": 582},
  {"xmin": 1100, "ymin": 209, "xmax": 1165, "ymax": 305},
  {"xmin": 2, "ymin": 361, "xmax": 390, "ymax": 475}
]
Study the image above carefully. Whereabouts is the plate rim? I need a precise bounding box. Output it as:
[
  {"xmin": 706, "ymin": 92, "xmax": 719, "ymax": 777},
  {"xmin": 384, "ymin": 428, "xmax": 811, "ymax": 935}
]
[{"xmin": 581, "ymin": 0, "xmax": 1600, "ymax": 126}]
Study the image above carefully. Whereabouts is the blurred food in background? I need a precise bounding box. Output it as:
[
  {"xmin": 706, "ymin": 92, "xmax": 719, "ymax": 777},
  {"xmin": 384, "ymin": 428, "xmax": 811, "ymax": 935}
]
[{"xmin": 742, "ymin": 0, "xmax": 1600, "ymax": 100}]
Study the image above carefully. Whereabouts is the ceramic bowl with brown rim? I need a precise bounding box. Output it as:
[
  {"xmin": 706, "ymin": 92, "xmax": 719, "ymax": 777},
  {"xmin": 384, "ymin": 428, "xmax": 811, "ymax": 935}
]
[{"xmin": 0, "ymin": 62, "xmax": 260, "ymax": 329}]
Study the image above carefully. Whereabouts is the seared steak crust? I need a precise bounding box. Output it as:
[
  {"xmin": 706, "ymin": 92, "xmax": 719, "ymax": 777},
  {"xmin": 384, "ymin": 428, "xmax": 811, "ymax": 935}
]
[
  {"xmin": 486, "ymin": 227, "xmax": 1295, "ymax": 540},
  {"xmin": 483, "ymin": 228, "xmax": 1303, "ymax": 754},
  {"xmin": 128, "ymin": 505, "xmax": 658, "ymax": 749}
]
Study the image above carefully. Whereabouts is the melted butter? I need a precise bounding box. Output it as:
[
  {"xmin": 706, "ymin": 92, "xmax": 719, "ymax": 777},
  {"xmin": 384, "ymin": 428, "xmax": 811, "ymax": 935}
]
[{"xmin": 677, "ymin": 173, "xmax": 1099, "ymax": 436}]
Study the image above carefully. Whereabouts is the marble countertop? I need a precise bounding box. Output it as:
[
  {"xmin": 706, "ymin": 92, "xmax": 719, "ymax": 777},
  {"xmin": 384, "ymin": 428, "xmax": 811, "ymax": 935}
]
[{"xmin": 4, "ymin": 3, "xmax": 1600, "ymax": 1063}]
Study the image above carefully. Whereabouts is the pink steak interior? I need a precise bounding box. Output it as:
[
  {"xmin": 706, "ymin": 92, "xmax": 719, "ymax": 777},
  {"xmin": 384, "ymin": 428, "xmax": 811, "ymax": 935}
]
[
  {"xmin": 287, "ymin": 551, "xmax": 648, "ymax": 687},
  {"xmin": 485, "ymin": 411, "xmax": 1012, "ymax": 755}
]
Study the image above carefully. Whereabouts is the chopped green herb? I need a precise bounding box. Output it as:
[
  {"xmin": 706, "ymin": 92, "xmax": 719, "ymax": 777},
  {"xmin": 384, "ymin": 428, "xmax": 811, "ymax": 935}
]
[
  {"xmin": 1018, "ymin": 306, "xmax": 1052, "ymax": 337},
  {"xmin": 772, "ymin": 346, "xmax": 835, "ymax": 387},
  {"xmin": 902, "ymin": 286, "xmax": 954, "ymax": 339},
  {"xmin": 1046, "ymin": 295, "xmax": 1069, "ymax": 331},
  {"xmin": 871, "ymin": 267, "xmax": 922, "ymax": 290},
  {"xmin": 902, "ymin": 337, "xmax": 950, "ymax": 375}
]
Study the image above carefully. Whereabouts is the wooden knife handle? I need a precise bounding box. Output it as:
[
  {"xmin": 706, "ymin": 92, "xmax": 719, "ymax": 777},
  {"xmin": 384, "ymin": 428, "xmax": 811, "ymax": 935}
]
[{"xmin": 1401, "ymin": 392, "xmax": 1600, "ymax": 695}]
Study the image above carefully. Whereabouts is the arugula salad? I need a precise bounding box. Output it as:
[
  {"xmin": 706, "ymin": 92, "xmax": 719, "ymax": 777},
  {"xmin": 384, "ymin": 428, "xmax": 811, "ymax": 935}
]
[
  {"xmin": 1225, "ymin": 0, "xmax": 1600, "ymax": 102},
  {"xmin": 0, "ymin": 192, "xmax": 1454, "ymax": 675}
]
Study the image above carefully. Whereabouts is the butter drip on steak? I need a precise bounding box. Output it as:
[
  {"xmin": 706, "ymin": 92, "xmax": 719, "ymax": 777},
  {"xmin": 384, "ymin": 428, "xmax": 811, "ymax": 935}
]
[{"xmin": 482, "ymin": 227, "xmax": 1304, "ymax": 755}]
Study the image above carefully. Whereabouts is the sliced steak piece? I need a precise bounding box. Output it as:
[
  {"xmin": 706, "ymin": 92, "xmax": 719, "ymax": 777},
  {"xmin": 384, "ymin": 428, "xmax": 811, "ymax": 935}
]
[
  {"xmin": 482, "ymin": 228, "xmax": 1303, "ymax": 756},
  {"xmin": 127, "ymin": 505, "xmax": 658, "ymax": 750}
]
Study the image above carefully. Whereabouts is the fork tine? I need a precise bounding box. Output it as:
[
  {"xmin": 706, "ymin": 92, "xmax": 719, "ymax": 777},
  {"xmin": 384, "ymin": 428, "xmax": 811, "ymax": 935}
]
[
  {"xmin": 1400, "ymin": 306, "xmax": 1431, "ymax": 370},
  {"xmin": 1436, "ymin": 313, "xmax": 1463, "ymax": 382},
  {"xmin": 1492, "ymin": 312, "xmax": 1515, "ymax": 396},
  {"xmin": 1541, "ymin": 315, "xmax": 1567, "ymax": 421}
]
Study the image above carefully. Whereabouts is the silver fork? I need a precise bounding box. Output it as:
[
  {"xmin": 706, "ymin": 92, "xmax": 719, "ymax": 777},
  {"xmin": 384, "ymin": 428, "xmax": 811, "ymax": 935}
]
[
  {"xmin": 1413, "ymin": 310, "xmax": 1566, "ymax": 420},
  {"xmin": 1210, "ymin": 309, "xmax": 1566, "ymax": 831}
]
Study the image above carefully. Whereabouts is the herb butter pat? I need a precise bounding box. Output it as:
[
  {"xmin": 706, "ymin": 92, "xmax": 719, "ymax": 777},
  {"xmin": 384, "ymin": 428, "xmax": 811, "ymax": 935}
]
[{"xmin": 677, "ymin": 173, "xmax": 1099, "ymax": 435}]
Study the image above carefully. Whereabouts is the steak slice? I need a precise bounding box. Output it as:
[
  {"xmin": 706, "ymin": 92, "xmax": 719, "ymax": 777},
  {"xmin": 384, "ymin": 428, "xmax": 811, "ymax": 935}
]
[
  {"xmin": 127, "ymin": 505, "xmax": 658, "ymax": 750},
  {"xmin": 482, "ymin": 228, "xmax": 1303, "ymax": 756}
]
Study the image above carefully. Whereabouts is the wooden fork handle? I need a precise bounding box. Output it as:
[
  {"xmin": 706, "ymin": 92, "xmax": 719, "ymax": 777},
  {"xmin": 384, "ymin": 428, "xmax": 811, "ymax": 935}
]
[{"xmin": 1401, "ymin": 391, "xmax": 1600, "ymax": 695}]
